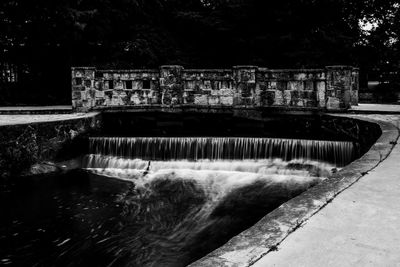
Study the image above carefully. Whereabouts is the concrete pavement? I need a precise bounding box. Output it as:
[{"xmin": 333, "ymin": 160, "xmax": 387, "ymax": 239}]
[
  {"xmin": 349, "ymin": 104, "xmax": 400, "ymax": 114},
  {"xmin": 0, "ymin": 105, "xmax": 72, "ymax": 114},
  {"xmin": 253, "ymin": 114, "xmax": 400, "ymax": 267},
  {"xmin": 0, "ymin": 112, "xmax": 99, "ymax": 126}
]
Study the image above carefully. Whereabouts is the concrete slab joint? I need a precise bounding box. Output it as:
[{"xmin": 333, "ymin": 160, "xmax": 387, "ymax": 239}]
[{"xmin": 71, "ymin": 65, "xmax": 359, "ymax": 112}]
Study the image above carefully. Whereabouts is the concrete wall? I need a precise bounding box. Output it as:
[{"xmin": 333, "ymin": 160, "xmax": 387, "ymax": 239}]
[{"xmin": 72, "ymin": 65, "xmax": 359, "ymax": 112}]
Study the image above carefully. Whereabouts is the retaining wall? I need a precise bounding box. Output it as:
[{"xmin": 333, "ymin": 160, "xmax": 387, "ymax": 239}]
[
  {"xmin": 72, "ymin": 65, "xmax": 359, "ymax": 112},
  {"xmin": 0, "ymin": 113, "xmax": 101, "ymax": 178}
]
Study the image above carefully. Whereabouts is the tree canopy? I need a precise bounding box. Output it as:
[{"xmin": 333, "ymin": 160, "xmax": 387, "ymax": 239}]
[{"xmin": 1, "ymin": 0, "xmax": 399, "ymax": 104}]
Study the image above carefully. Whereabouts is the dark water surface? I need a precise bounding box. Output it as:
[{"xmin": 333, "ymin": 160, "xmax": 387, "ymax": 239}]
[
  {"xmin": 0, "ymin": 171, "xmax": 128, "ymax": 266},
  {"xmin": 0, "ymin": 164, "xmax": 324, "ymax": 267}
]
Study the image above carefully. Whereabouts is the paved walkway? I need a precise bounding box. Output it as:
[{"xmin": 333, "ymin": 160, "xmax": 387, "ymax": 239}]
[
  {"xmin": 253, "ymin": 115, "xmax": 400, "ymax": 267},
  {"xmin": 0, "ymin": 112, "xmax": 99, "ymax": 126},
  {"xmin": 0, "ymin": 105, "xmax": 72, "ymax": 114},
  {"xmin": 350, "ymin": 103, "xmax": 400, "ymax": 114}
]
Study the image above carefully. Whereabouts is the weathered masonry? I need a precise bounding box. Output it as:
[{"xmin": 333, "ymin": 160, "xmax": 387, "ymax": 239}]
[{"xmin": 71, "ymin": 65, "xmax": 359, "ymax": 112}]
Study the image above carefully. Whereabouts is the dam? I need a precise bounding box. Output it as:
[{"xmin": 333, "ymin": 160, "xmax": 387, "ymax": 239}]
[{"xmin": 0, "ymin": 65, "xmax": 385, "ymax": 267}]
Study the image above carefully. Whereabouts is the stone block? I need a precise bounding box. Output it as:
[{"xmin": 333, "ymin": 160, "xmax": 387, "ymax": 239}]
[
  {"xmin": 351, "ymin": 90, "xmax": 359, "ymax": 106},
  {"xmin": 72, "ymin": 100, "xmax": 82, "ymax": 109},
  {"xmin": 327, "ymin": 89, "xmax": 336, "ymax": 97},
  {"xmin": 326, "ymin": 97, "xmax": 340, "ymax": 110},
  {"xmin": 84, "ymin": 79, "xmax": 92, "ymax": 89},
  {"xmin": 129, "ymin": 73, "xmax": 137, "ymax": 79},
  {"xmin": 72, "ymin": 91, "xmax": 81, "ymax": 100},
  {"xmin": 283, "ymin": 90, "xmax": 292, "ymax": 105},
  {"xmin": 203, "ymin": 80, "xmax": 212, "ymax": 90},
  {"xmin": 183, "ymin": 91, "xmax": 195, "ymax": 104},
  {"xmin": 304, "ymin": 81, "xmax": 314, "ymax": 91},
  {"xmin": 220, "ymin": 89, "xmax": 235, "ymax": 96},
  {"xmin": 276, "ymin": 72, "xmax": 290, "ymax": 81},
  {"xmin": 103, "ymin": 73, "xmax": 112, "ymax": 80},
  {"xmin": 81, "ymin": 91, "xmax": 88, "ymax": 101},
  {"xmin": 88, "ymin": 88, "xmax": 96, "ymax": 99},
  {"xmin": 287, "ymin": 81, "xmax": 304, "ymax": 91},
  {"xmin": 238, "ymin": 83, "xmax": 256, "ymax": 97},
  {"xmin": 343, "ymin": 89, "xmax": 351, "ymax": 108},
  {"xmin": 295, "ymin": 99, "xmax": 305, "ymax": 107},
  {"xmin": 115, "ymin": 80, "xmax": 124, "ymax": 90},
  {"xmin": 305, "ymin": 99, "xmax": 317, "ymax": 107},
  {"xmin": 212, "ymin": 81, "xmax": 220, "ymax": 90},
  {"xmin": 316, "ymin": 81, "xmax": 326, "ymax": 108},
  {"xmin": 73, "ymin": 77, "xmax": 83, "ymax": 86},
  {"xmin": 110, "ymin": 95, "xmax": 123, "ymax": 106},
  {"xmin": 131, "ymin": 81, "xmax": 140, "ymax": 90},
  {"xmin": 104, "ymin": 90, "xmax": 113, "ymax": 99},
  {"xmin": 274, "ymin": 90, "xmax": 284, "ymax": 105},
  {"xmin": 233, "ymin": 66, "xmax": 257, "ymax": 83},
  {"xmin": 303, "ymin": 90, "xmax": 316, "ymax": 99},
  {"xmin": 74, "ymin": 70, "xmax": 84, "ymax": 78},
  {"xmin": 185, "ymin": 80, "xmax": 196, "ymax": 91},
  {"xmin": 208, "ymin": 96, "xmax": 220, "ymax": 105},
  {"xmin": 84, "ymin": 70, "xmax": 95, "ymax": 79},
  {"xmin": 240, "ymin": 97, "xmax": 253, "ymax": 106},
  {"xmin": 264, "ymin": 90, "xmax": 275, "ymax": 106},
  {"xmin": 211, "ymin": 90, "xmax": 220, "ymax": 96},
  {"xmin": 277, "ymin": 81, "xmax": 287, "ymax": 91},
  {"xmin": 194, "ymin": 95, "xmax": 208, "ymax": 105},
  {"xmin": 293, "ymin": 73, "xmax": 307, "ymax": 80},
  {"xmin": 94, "ymin": 81, "xmax": 104, "ymax": 90},
  {"xmin": 119, "ymin": 91, "xmax": 127, "ymax": 102},
  {"xmin": 257, "ymin": 82, "xmax": 267, "ymax": 91},
  {"xmin": 131, "ymin": 93, "xmax": 142, "ymax": 105},
  {"xmin": 220, "ymin": 96, "xmax": 234, "ymax": 105},
  {"xmin": 220, "ymin": 81, "xmax": 232, "ymax": 89},
  {"xmin": 316, "ymin": 72, "xmax": 326, "ymax": 80},
  {"xmin": 291, "ymin": 90, "xmax": 300, "ymax": 99},
  {"xmin": 96, "ymin": 98, "xmax": 106, "ymax": 106},
  {"xmin": 121, "ymin": 73, "xmax": 130, "ymax": 80},
  {"xmin": 171, "ymin": 97, "xmax": 180, "ymax": 105}
]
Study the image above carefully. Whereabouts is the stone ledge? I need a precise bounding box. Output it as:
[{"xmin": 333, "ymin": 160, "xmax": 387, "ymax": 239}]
[{"xmin": 0, "ymin": 112, "xmax": 102, "ymax": 178}]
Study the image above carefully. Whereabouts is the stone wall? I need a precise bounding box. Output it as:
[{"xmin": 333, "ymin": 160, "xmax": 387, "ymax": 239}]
[
  {"xmin": 72, "ymin": 65, "xmax": 359, "ymax": 112},
  {"xmin": 0, "ymin": 113, "xmax": 101, "ymax": 178}
]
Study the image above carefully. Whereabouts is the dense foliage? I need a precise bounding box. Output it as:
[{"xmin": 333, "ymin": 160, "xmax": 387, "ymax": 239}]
[{"xmin": 1, "ymin": 0, "xmax": 399, "ymax": 104}]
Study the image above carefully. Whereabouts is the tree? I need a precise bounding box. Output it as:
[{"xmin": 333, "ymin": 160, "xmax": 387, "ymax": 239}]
[{"xmin": 1, "ymin": 0, "xmax": 399, "ymax": 104}]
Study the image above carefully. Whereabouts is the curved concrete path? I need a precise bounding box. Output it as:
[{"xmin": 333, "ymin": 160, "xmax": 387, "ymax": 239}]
[
  {"xmin": 350, "ymin": 104, "xmax": 400, "ymax": 114},
  {"xmin": 0, "ymin": 112, "xmax": 99, "ymax": 126},
  {"xmin": 253, "ymin": 114, "xmax": 400, "ymax": 267}
]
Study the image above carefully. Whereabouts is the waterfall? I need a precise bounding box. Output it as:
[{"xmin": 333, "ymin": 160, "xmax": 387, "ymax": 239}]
[
  {"xmin": 79, "ymin": 136, "xmax": 348, "ymax": 266},
  {"xmin": 88, "ymin": 137, "xmax": 357, "ymax": 166}
]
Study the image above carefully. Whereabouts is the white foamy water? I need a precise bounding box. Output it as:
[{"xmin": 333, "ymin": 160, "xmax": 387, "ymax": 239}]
[
  {"xmin": 83, "ymin": 154, "xmax": 334, "ymax": 215},
  {"xmin": 83, "ymin": 154, "xmax": 335, "ymax": 177},
  {"xmin": 80, "ymin": 154, "xmax": 336, "ymax": 266}
]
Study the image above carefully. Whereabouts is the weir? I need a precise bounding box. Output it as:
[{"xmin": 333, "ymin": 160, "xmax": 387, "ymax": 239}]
[
  {"xmin": 80, "ymin": 135, "xmax": 344, "ymax": 266},
  {"xmin": 88, "ymin": 137, "xmax": 358, "ymax": 167}
]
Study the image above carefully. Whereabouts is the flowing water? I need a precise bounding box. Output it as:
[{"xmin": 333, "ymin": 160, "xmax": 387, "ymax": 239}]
[
  {"xmin": 89, "ymin": 137, "xmax": 357, "ymax": 166},
  {"xmin": 0, "ymin": 136, "xmax": 355, "ymax": 266}
]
